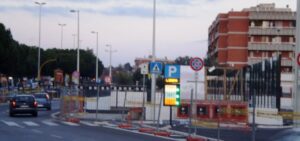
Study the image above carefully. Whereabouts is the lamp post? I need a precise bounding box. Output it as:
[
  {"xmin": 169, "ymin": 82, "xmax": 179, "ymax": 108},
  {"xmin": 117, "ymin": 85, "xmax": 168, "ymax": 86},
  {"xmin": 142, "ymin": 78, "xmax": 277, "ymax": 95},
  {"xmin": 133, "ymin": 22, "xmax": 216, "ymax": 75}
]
[
  {"xmin": 58, "ymin": 23, "xmax": 66, "ymax": 49},
  {"xmin": 151, "ymin": 0, "xmax": 157, "ymax": 124},
  {"xmin": 70, "ymin": 9, "xmax": 80, "ymax": 73},
  {"xmin": 35, "ymin": 1, "xmax": 46, "ymax": 81},
  {"xmin": 91, "ymin": 31, "xmax": 99, "ymax": 82},
  {"xmin": 72, "ymin": 34, "xmax": 76, "ymax": 49},
  {"xmin": 105, "ymin": 44, "xmax": 117, "ymax": 83}
]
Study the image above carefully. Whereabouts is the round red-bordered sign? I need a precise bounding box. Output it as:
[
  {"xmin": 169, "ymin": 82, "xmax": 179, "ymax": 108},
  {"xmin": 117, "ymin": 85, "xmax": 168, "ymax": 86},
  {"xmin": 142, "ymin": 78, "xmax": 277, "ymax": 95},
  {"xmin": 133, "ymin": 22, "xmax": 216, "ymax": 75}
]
[
  {"xmin": 189, "ymin": 57, "xmax": 204, "ymax": 71},
  {"xmin": 297, "ymin": 53, "xmax": 300, "ymax": 66}
]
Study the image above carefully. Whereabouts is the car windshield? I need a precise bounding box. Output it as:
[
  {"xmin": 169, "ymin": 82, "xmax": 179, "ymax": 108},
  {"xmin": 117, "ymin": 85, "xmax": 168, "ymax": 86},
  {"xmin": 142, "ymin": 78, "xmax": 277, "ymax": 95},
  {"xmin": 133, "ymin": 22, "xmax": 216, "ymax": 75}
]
[
  {"xmin": 34, "ymin": 94, "xmax": 47, "ymax": 99},
  {"xmin": 15, "ymin": 96, "xmax": 34, "ymax": 102}
]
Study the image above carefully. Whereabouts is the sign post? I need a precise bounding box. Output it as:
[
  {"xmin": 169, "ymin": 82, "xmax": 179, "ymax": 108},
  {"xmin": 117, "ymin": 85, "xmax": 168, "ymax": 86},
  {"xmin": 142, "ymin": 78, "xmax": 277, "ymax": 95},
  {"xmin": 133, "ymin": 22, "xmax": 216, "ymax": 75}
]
[
  {"xmin": 164, "ymin": 64, "xmax": 180, "ymax": 127},
  {"xmin": 140, "ymin": 63, "xmax": 149, "ymax": 122},
  {"xmin": 189, "ymin": 57, "xmax": 204, "ymax": 135},
  {"xmin": 150, "ymin": 62, "xmax": 162, "ymax": 123}
]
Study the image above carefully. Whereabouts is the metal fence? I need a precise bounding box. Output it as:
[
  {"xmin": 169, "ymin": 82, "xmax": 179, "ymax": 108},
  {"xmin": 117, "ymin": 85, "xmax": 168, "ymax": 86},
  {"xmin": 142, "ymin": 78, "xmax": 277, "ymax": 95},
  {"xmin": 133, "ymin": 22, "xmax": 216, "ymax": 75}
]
[{"xmin": 206, "ymin": 55, "xmax": 282, "ymax": 109}]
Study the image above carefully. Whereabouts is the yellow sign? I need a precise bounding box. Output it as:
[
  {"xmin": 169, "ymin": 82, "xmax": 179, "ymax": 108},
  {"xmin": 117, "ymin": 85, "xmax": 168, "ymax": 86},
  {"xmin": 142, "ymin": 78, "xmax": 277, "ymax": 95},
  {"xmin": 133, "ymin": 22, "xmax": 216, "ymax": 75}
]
[{"xmin": 165, "ymin": 78, "xmax": 179, "ymax": 84}]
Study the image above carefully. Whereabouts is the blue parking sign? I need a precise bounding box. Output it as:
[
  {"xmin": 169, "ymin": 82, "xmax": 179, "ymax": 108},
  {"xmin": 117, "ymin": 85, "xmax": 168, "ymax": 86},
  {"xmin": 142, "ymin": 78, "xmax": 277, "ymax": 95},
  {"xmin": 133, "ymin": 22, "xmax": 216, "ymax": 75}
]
[{"xmin": 164, "ymin": 65, "xmax": 180, "ymax": 78}]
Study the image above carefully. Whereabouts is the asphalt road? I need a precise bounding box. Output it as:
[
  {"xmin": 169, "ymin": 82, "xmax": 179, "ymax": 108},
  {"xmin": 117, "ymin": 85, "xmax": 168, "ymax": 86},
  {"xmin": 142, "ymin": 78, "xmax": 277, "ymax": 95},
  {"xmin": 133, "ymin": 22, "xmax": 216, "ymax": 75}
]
[
  {"xmin": 0, "ymin": 100, "xmax": 172, "ymax": 141},
  {"xmin": 172, "ymin": 125, "xmax": 287, "ymax": 141}
]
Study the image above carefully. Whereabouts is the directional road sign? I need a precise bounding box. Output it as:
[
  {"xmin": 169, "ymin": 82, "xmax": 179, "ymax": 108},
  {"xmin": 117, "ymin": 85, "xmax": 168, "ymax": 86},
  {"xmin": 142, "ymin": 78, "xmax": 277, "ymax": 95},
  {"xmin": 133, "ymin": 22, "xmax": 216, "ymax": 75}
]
[
  {"xmin": 150, "ymin": 62, "xmax": 162, "ymax": 74},
  {"xmin": 190, "ymin": 57, "xmax": 204, "ymax": 71},
  {"xmin": 164, "ymin": 64, "xmax": 180, "ymax": 78}
]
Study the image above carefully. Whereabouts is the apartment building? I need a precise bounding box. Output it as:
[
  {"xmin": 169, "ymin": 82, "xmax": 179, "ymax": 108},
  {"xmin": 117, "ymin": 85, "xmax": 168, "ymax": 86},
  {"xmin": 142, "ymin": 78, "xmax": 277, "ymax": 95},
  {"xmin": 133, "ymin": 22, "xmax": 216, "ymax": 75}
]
[{"xmin": 207, "ymin": 3, "xmax": 296, "ymax": 72}]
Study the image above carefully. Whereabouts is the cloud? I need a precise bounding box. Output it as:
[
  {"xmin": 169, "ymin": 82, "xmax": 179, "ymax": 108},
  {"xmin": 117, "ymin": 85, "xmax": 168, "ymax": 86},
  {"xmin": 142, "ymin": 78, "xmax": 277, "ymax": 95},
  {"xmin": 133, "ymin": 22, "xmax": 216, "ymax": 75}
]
[{"xmin": 0, "ymin": 0, "xmax": 195, "ymax": 18}]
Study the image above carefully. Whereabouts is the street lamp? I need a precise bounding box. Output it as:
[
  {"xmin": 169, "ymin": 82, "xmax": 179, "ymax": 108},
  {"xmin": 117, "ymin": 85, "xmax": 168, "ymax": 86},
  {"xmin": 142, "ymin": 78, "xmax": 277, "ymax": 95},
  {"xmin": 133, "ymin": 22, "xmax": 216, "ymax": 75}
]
[
  {"xmin": 91, "ymin": 31, "xmax": 99, "ymax": 82},
  {"xmin": 35, "ymin": 1, "xmax": 46, "ymax": 81},
  {"xmin": 105, "ymin": 44, "xmax": 117, "ymax": 83},
  {"xmin": 72, "ymin": 34, "xmax": 76, "ymax": 49},
  {"xmin": 58, "ymin": 23, "xmax": 66, "ymax": 49},
  {"xmin": 70, "ymin": 9, "xmax": 80, "ymax": 73},
  {"xmin": 151, "ymin": 0, "xmax": 157, "ymax": 124}
]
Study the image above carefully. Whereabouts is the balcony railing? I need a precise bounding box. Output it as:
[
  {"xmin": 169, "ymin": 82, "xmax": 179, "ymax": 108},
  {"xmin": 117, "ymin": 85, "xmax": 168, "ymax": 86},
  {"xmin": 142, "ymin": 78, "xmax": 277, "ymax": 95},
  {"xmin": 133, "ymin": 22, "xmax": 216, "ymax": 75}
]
[
  {"xmin": 249, "ymin": 27, "xmax": 295, "ymax": 36},
  {"xmin": 248, "ymin": 42, "xmax": 295, "ymax": 51},
  {"xmin": 249, "ymin": 11, "xmax": 296, "ymax": 20}
]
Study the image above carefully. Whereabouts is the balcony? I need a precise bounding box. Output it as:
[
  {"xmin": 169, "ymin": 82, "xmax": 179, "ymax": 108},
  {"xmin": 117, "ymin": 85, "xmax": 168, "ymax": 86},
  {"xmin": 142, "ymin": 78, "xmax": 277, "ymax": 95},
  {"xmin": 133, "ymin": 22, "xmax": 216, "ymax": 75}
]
[
  {"xmin": 249, "ymin": 27, "xmax": 295, "ymax": 36},
  {"xmin": 248, "ymin": 42, "xmax": 295, "ymax": 51},
  {"xmin": 249, "ymin": 11, "xmax": 296, "ymax": 20},
  {"xmin": 248, "ymin": 58, "xmax": 292, "ymax": 67}
]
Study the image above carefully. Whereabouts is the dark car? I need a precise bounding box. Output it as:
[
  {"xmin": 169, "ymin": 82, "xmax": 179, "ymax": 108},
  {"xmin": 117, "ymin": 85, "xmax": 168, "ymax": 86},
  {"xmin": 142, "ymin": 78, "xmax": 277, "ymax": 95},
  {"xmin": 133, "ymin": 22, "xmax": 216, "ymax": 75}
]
[
  {"xmin": 34, "ymin": 93, "xmax": 51, "ymax": 110},
  {"xmin": 9, "ymin": 95, "xmax": 38, "ymax": 117}
]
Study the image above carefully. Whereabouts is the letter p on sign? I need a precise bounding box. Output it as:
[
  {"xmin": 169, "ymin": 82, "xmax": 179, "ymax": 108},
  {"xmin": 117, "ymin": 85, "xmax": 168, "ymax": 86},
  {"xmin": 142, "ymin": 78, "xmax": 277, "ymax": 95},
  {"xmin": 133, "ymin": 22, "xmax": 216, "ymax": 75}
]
[{"xmin": 165, "ymin": 65, "xmax": 180, "ymax": 78}]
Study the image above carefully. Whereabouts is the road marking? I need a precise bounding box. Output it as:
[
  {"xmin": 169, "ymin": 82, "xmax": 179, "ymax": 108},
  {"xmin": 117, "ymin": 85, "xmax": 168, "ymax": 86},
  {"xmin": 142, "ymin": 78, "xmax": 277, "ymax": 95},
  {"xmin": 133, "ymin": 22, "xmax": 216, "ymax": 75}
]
[
  {"xmin": 61, "ymin": 121, "xmax": 80, "ymax": 126},
  {"xmin": 1, "ymin": 120, "xmax": 24, "ymax": 128},
  {"xmin": 80, "ymin": 121, "xmax": 98, "ymax": 127},
  {"xmin": 31, "ymin": 129, "xmax": 43, "ymax": 134},
  {"xmin": 23, "ymin": 121, "xmax": 39, "ymax": 126},
  {"xmin": 42, "ymin": 120, "xmax": 59, "ymax": 126},
  {"xmin": 51, "ymin": 134, "xmax": 63, "ymax": 139}
]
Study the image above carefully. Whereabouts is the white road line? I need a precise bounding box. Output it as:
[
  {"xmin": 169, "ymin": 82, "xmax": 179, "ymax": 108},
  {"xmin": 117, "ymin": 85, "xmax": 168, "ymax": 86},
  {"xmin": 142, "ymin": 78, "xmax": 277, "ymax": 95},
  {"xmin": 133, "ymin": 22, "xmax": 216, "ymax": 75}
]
[
  {"xmin": 23, "ymin": 121, "xmax": 39, "ymax": 126},
  {"xmin": 51, "ymin": 134, "xmax": 63, "ymax": 139},
  {"xmin": 80, "ymin": 121, "xmax": 98, "ymax": 127},
  {"xmin": 61, "ymin": 121, "xmax": 80, "ymax": 126},
  {"xmin": 42, "ymin": 120, "xmax": 59, "ymax": 126},
  {"xmin": 31, "ymin": 129, "xmax": 43, "ymax": 134},
  {"xmin": 1, "ymin": 120, "xmax": 24, "ymax": 128}
]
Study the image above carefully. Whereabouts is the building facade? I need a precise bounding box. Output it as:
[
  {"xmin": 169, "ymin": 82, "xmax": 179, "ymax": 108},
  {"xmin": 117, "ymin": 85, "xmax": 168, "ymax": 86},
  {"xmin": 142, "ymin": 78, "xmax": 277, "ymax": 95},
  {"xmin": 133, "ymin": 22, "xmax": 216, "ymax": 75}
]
[{"xmin": 207, "ymin": 3, "xmax": 296, "ymax": 71}]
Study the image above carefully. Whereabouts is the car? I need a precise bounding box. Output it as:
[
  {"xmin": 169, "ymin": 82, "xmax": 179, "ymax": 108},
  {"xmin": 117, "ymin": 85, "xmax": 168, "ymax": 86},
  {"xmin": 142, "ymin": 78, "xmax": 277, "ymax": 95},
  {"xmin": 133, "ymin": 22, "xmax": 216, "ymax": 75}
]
[
  {"xmin": 9, "ymin": 95, "xmax": 38, "ymax": 117},
  {"xmin": 34, "ymin": 93, "xmax": 51, "ymax": 110},
  {"xmin": 271, "ymin": 128, "xmax": 300, "ymax": 141}
]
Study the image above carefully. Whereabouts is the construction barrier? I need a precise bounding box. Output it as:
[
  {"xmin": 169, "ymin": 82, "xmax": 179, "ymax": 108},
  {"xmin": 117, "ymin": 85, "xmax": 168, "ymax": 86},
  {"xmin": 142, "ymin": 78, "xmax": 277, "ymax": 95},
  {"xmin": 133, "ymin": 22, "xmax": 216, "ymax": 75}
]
[
  {"xmin": 178, "ymin": 100, "xmax": 248, "ymax": 129},
  {"xmin": 60, "ymin": 87, "xmax": 84, "ymax": 122}
]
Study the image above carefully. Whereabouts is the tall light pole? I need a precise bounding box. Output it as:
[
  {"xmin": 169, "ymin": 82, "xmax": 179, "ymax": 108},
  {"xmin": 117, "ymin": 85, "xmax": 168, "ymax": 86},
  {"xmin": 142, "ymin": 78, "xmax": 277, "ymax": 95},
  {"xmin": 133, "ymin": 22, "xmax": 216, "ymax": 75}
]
[
  {"xmin": 105, "ymin": 44, "xmax": 117, "ymax": 83},
  {"xmin": 91, "ymin": 31, "xmax": 99, "ymax": 82},
  {"xmin": 35, "ymin": 1, "xmax": 46, "ymax": 81},
  {"xmin": 151, "ymin": 0, "xmax": 157, "ymax": 123},
  {"xmin": 70, "ymin": 9, "xmax": 80, "ymax": 73},
  {"xmin": 72, "ymin": 34, "xmax": 76, "ymax": 49},
  {"xmin": 58, "ymin": 23, "xmax": 66, "ymax": 49},
  {"xmin": 294, "ymin": 0, "xmax": 300, "ymax": 127}
]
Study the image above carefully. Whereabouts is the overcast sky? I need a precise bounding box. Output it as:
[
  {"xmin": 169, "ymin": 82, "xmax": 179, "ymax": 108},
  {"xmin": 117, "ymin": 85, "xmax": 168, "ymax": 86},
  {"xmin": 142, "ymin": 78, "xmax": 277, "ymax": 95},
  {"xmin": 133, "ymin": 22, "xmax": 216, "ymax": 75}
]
[{"xmin": 0, "ymin": 0, "xmax": 296, "ymax": 67}]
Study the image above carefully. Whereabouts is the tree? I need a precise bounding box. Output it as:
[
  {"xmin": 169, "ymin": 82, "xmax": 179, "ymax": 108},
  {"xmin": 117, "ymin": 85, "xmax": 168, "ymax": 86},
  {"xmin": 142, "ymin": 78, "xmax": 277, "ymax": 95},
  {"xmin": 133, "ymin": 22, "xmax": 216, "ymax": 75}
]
[
  {"xmin": 175, "ymin": 56, "xmax": 193, "ymax": 65},
  {"xmin": 0, "ymin": 23, "xmax": 104, "ymax": 78}
]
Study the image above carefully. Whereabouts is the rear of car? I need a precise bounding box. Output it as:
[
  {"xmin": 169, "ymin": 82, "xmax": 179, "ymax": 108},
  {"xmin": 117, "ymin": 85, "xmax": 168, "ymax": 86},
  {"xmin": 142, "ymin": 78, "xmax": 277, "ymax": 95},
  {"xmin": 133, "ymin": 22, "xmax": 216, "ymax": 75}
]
[
  {"xmin": 9, "ymin": 95, "xmax": 38, "ymax": 117},
  {"xmin": 34, "ymin": 93, "xmax": 51, "ymax": 110}
]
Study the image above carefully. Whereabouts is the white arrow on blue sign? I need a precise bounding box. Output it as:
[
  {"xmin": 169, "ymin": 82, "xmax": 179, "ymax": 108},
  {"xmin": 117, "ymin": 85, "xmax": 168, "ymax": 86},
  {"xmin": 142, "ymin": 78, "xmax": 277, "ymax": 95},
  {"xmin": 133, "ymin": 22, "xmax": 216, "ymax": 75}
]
[{"xmin": 164, "ymin": 65, "xmax": 180, "ymax": 78}]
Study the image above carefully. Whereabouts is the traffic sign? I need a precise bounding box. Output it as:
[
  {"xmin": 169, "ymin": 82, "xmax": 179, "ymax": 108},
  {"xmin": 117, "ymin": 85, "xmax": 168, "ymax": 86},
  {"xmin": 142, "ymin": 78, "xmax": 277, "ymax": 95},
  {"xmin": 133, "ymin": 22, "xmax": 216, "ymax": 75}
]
[
  {"xmin": 139, "ymin": 63, "xmax": 149, "ymax": 75},
  {"xmin": 190, "ymin": 57, "xmax": 204, "ymax": 71},
  {"xmin": 164, "ymin": 65, "xmax": 180, "ymax": 78},
  {"xmin": 297, "ymin": 53, "xmax": 300, "ymax": 66},
  {"xmin": 150, "ymin": 62, "xmax": 162, "ymax": 74}
]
